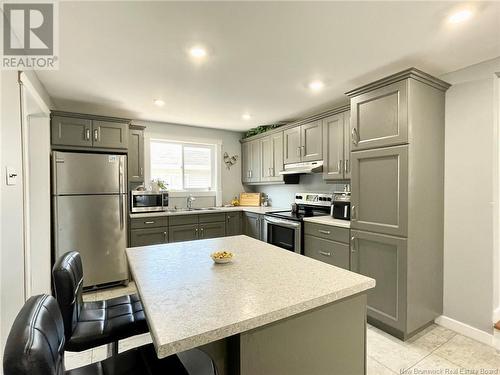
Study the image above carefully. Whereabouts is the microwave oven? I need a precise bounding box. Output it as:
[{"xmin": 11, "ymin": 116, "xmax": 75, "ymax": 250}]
[{"xmin": 130, "ymin": 191, "xmax": 169, "ymax": 213}]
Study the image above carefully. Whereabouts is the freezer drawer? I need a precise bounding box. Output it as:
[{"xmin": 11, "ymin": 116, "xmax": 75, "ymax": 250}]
[
  {"xmin": 53, "ymin": 194, "xmax": 128, "ymax": 287},
  {"xmin": 52, "ymin": 151, "xmax": 126, "ymax": 195}
]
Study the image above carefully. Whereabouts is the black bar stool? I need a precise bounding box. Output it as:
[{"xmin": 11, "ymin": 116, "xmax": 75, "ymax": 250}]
[
  {"xmin": 52, "ymin": 251, "xmax": 148, "ymax": 355},
  {"xmin": 3, "ymin": 294, "xmax": 218, "ymax": 375}
]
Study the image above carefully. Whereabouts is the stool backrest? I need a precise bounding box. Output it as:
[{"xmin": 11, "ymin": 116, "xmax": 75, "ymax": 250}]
[
  {"xmin": 3, "ymin": 294, "xmax": 65, "ymax": 375},
  {"xmin": 52, "ymin": 251, "xmax": 84, "ymax": 343}
]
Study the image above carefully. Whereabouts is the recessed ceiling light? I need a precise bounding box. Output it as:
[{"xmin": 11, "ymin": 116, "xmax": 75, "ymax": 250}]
[
  {"xmin": 189, "ymin": 46, "xmax": 207, "ymax": 59},
  {"xmin": 242, "ymin": 113, "xmax": 251, "ymax": 120},
  {"xmin": 153, "ymin": 99, "xmax": 165, "ymax": 107},
  {"xmin": 448, "ymin": 9, "xmax": 473, "ymax": 24},
  {"xmin": 308, "ymin": 80, "xmax": 325, "ymax": 92}
]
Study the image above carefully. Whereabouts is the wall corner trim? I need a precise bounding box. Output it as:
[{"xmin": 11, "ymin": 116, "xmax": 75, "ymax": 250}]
[{"xmin": 435, "ymin": 315, "xmax": 494, "ymax": 347}]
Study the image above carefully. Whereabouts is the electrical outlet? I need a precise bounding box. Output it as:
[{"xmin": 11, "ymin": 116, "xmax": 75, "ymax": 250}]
[{"xmin": 6, "ymin": 167, "xmax": 18, "ymax": 186}]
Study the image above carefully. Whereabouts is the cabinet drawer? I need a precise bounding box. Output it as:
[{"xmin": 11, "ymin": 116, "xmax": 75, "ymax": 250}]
[
  {"xmin": 304, "ymin": 235, "xmax": 350, "ymax": 270},
  {"xmin": 130, "ymin": 216, "xmax": 168, "ymax": 229},
  {"xmin": 130, "ymin": 228, "xmax": 168, "ymax": 247},
  {"xmin": 198, "ymin": 213, "xmax": 226, "ymax": 223},
  {"xmin": 169, "ymin": 214, "xmax": 198, "ymax": 226},
  {"xmin": 304, "ymin": 223, "xmax": 349, "ymax": 243}
]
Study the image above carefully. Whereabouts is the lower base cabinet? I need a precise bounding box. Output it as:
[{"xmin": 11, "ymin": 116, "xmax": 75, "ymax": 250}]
[
  {"xmin": 243, "ymin": 212, "xmax": 264, "ymax": 240},
  {"xmin": 130, "ymin": 228, "xmax": 168, "ymax": 247},
  {"xmin": 169, "ymin": 224, "xmax": 199, "ymax": 243},
  {"xmin": 350, "ymin": 229, "xmax": 407, "ymax": 333},
  {"xmin": 226, "ymin": 212, "xmax": 242, "ymax": 236},
  {"xmin": 200, "ymin": 222, "xmax": 226, "ymax": 239},
  {"xmin": 303, "ymin": 235, "xmax": 350, "ymax": 270}
]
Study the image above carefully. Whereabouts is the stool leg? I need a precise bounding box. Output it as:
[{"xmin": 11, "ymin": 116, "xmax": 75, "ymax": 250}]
[{"xmin": 107, "ymin": 341, "xmax": 118, "ymax": 357}]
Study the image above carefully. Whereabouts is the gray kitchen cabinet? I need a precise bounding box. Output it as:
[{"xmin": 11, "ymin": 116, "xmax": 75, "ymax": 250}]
[
  {"xmin": 304, "ymin": 222, "xmax": 350, "ymax": 244},
  {"xmin": 130, "ymin": 216, "xmax": 168, "ymax": 229},
  {"xmin": 260, "ymin": 132, "xmax": 283, "ymax": 182},
  {"xmin": 199, "ymin": 222, "xmax": 226, "ymax": 239},
  {"xmin": 242, "ymin": 140, "xmax": 261, "ymax": 183},
  {"xmin": 128, "ymin": 126, "xmax": 145, "ymax": 183},
  {"xmin": 350, "ymin": 145, "xmax": 408, "ymax": 237},
  {"xmin": 300, "ymin": 121, "xmax": 322, "ymax": 162},
  {"xmin": 199, "ymin": 213, "xmax": 226, "ymax": 223},
  {"xmin": 51, "ymin": 116, "xmax": 92, "ymax": 147},
  {"xmin": 242, "ymin": 142, "xmax": 251, "ymax": 183},
  {"xmin": 283, "ymin": 126, "xmax": 301, "ymax": 164},
  {"xmin": 347, "ymin": 68, "xmax": 450, "ymax": 340},
  {"xmin": 304, "ymin": 235, "xmax": 350, "ymax": 270},
  {"xmin": 323, "ymin": 110, "xmax": 351, "ymax": 181},
  {"xmin": 243, "ymin": 212, "xmax": 263, "ymax": 240},
  {"xmin": 349, "ymin": 80, "xmax": 408, "ymax": 151},
  {"xmin": 130, "ymin": 228, "xmax": 168, "ymax": 247},
  {"xmin": 169, "ymin": 224, "xmax": 199, "ymax": 243},
  {"xmin": 226, "ymin": 212, "xmax": 242, "ymax": 236},
  {"xmin": 92, "ymin": 120, "xmax": 129, "ymax": 149},
  {"xmin": 350, "ymin": 230, "xmax": 407, "ymax": 333}
]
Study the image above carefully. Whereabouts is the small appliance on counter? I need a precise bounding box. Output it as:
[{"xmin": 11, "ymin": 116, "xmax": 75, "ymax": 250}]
[
  {"xmin": 331, "ymin": 192, "xmax": 351, "ymax": 221},
  {"xmin": 264, "ymin": 192, "xmax": 333, "ymax": 254},
  {"xmin": 130, "ymin": 190, "xmax": 169, "ymax": 213}
]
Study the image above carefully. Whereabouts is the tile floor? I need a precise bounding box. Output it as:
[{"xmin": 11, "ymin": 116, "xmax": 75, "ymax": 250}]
[{"xmin": 66, "ymin": 283, "xmax": 500, "ymax": 374}]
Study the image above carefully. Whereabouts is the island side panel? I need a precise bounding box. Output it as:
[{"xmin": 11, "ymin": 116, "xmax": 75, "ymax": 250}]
[{"xmin": 239, "ymin": 294, "xmax": 367, "ymax": 375}]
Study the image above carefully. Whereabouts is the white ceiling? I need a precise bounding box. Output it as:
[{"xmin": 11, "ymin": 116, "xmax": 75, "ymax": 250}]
[{"xmin": 37, "ymin": 1, "xmax": 500, "ymax": 131}]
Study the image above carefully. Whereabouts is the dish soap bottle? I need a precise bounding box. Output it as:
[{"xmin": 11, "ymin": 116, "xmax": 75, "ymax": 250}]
[{"xmin": 231, "ymin": 196, "xmax": 240, "ymax": 206}]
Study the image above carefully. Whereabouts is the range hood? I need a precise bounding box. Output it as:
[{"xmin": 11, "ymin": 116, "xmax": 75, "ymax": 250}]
[{"xmin": 279, "ymin": 160, "xmax": 324, "ymax": 175}]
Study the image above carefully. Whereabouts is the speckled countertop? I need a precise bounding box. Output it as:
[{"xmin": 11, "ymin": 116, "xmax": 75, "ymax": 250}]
[
  {"xmin": 303, "ymin": 216, "xmax": 351, "ymax": 228},
  {"xmin": 126, "ymin": 235, "xmax": 375, "ymax": 358},
  {"xmin": 129, "ymin": 206, "xmax": 287, "ymax": 218}
]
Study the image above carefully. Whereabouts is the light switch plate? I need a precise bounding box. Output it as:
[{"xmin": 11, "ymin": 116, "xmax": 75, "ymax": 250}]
[{"xmin": 6, "ymin": 167, "xmax": 18, "ymax": 186}]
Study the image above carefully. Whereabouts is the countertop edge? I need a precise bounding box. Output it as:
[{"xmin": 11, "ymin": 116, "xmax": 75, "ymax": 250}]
[{"xmin": 152, "ymin": 278, "xmax": 375, "ymax": 358}]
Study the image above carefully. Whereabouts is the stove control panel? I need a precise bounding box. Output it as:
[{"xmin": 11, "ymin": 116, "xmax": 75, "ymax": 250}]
[{"xmin": 295, "ymin": 192, "xmax": 333, "ymax": 207}]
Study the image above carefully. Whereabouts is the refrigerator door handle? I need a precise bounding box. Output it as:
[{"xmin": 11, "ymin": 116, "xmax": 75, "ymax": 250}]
[{"xmin": 119, "ymin": 157, "xmax": 124, "ymax": 229}]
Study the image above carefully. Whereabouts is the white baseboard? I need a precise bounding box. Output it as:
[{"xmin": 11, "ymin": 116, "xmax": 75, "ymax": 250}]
[
  {"xmin": 493, "ymin": 307, "xmax": 500, "ymax": 323},
  {"xmin": 435, "ymin": 315, "xmax": 494, "ymax": 347}
]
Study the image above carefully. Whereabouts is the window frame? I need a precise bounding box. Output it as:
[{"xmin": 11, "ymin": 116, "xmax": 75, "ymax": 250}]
[{"xmin": 149, "ymin": 138, "xmax": 217, "ymax": 192}]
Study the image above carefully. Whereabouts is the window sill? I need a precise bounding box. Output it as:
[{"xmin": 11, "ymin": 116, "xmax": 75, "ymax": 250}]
[{"xmin": 167, "ymin": 191, "xmax": 217, "ymax": 198}]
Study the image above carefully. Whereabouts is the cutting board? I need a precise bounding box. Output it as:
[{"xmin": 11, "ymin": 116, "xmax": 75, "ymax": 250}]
[{"xmin": 239, "ymin": 192, "xmax": 261, "ymax": 207}]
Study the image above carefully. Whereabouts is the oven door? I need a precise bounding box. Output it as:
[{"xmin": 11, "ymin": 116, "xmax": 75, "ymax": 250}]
[
  {"xmin": 264, "ymin": 216, "xmax": 301, "ymax": 254},
  {"xmin": 131, "ymin": 193, "xmax": 164, "ymax": 212}
]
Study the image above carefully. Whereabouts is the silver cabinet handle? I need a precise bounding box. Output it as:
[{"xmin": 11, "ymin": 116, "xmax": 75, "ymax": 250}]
[
  {"xmin": 351, "ymin": 128, "xmax": 359, "ymax": 146},
  {"xmin": 337, "ymin": 160, "xmax": 342, "ymax": 172},
  {"xmin": 319, "ymin": 251, "xmax": 332, "ymax": 257},
  {"xmin": 351, "ymin": 205, "xmax": 357, "ymax": 220},
  {"xmin": 94, "ymin": 129, "xmax": 99, "ymax": 141},
  {"xmin": 140, "ymin": 167, "xmax": 143, "ymax": 177},
  {"xmin": 144, "ymin": 221, "xmax": 155, "ymax": 224},
  {"xmin": 350, "ymin": 236, "xmax": 357, "ymax": 253},
  {"xmin": 344, "ymin": 159, "xmax": 349, "ymax": 173},
  {"xmin": 318, "ymin": 229, "xmax": 331, "ymax": 235},
  {"xmin": 85, "ymin": 129, "xmax": 90, "ymax": 140},
  {"xmin": 163, "ymin": 231, "xmax": 167, "ymax": 242}
]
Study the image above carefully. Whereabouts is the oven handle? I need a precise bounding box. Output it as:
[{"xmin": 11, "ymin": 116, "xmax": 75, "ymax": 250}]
[{"xmin": 264, "ymin": 216, "xmax": 301, "ymax": 229}]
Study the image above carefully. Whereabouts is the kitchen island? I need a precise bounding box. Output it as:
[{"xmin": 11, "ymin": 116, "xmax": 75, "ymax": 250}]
[{"xmin": 127, "ymin": 235, "xmax": 375, "ymax": 374}]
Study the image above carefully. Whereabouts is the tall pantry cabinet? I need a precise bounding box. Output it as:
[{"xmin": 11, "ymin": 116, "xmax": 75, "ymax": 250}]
[{"xmin": 346, "ymin": 68, "xmax": 450, "ymax": 339}]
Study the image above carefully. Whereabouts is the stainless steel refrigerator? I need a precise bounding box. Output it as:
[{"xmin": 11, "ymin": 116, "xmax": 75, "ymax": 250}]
[{"xmin": 52, "ymin": 151, "xmax": 128, "ymax": 287}]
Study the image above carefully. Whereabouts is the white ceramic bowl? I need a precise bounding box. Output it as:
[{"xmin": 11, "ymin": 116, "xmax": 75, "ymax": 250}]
[{"xmin": 211, "ymin": 252, "xmax": 234, "ymax": 264}]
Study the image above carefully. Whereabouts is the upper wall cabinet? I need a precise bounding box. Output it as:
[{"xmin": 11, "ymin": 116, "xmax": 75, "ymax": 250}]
[
  {"xmin": 242, "ymin": 139, "xmax": 261, "ymax": 183},
  {"xmin": 128, "ymin": 125, "xmax": 145, "ymax": 183},
  {"xmin": 260, "ymin": 132, "xmax": 283, "ymax": 182},
  {"xmin": 323, "ymin": 110, "xmax": 351, "ymax": 181},
  {"xmin": 350, "ymin": 80, "xmax": 408, "ymax": 151},
  {"xmin": 284, "ymin": 121, "xmax": 322, "ymax": 164},
  {"xmin": 51, "ymin": 116, "xmax": 93, "ymax": 147},
  {"xmin": 51, "ymin": 114, "xmax": 130, "ymax": 150}
]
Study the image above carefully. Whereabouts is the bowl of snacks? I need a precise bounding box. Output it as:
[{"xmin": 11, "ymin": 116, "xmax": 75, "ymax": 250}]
[{"xmin": 211, "ymin": 251, "xmax": 234, "ymax": 264}]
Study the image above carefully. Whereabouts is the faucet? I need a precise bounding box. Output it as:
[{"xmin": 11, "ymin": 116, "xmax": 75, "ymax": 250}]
[{"xmin": 187, "ymin": 195, "xmax": 196, "ymax": 210}]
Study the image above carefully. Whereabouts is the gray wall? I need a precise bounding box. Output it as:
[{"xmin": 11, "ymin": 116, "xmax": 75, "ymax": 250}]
[
  {"xmin": 441, "ymin": 56, "xmax": 500, "ymax": 334},
  {"xmin": 248, "ymin": 174, "xmax": 348, "ymax": 208}
]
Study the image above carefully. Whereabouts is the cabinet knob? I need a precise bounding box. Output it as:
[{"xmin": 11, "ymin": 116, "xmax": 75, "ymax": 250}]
[{"xmin": 319, "ymin": 251, "xmax": 332, "ymax": 257}]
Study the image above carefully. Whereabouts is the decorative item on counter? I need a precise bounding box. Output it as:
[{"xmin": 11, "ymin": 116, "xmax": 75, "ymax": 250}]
[
  {"xmin": 211, "ymin": 251, "xmax": 234, "ymax": 264},
  {"xmin": 239, "ymin": 192, "xmax": 261, "ymax": 206},
  {"xmin": 261, "ymin": 193, "xmax": 269, "ymax": 207},
  {"xmin": 231, "ymin": 196, "xmax": 240, "ymax": 206},
  {"xmin": 150, "ymin": 178, "xmax": 168, "ymax": 192},
  {"xmin": 223, "ymin": 152, "xmax": 238, "ymax": 170}
]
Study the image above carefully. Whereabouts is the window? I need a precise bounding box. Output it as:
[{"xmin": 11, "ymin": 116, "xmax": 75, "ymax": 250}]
[{"xmin": 150, "ymin": 140, "xmax": 215, "ymax": 191}]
